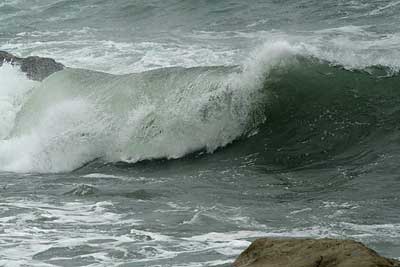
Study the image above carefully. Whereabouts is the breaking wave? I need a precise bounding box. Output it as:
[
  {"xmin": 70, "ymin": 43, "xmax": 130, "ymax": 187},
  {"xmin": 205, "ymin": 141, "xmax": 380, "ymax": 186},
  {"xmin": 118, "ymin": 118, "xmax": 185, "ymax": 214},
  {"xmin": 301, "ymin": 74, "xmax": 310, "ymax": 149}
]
[{"xmin": 1, "ymin": 41, "xmax": 400, "ymax": 173}]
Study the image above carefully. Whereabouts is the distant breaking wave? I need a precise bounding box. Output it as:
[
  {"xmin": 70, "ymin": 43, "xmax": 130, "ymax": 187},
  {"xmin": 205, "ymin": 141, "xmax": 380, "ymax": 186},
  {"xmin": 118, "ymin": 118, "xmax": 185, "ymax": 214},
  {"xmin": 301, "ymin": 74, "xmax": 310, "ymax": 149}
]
[{"xmin": 1, "ymin": 41, "xmax": 400, "ymax": 173}]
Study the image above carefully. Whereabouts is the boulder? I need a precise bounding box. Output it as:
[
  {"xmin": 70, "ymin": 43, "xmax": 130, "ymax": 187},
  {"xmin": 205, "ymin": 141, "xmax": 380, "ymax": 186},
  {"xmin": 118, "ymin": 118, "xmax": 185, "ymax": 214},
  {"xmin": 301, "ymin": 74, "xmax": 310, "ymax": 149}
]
[
  {"xmin": 0, "ymin": 51, "xmax": 64, "ymax": 81},
  {"xmin": 233, "ymin": 238, "xmax": 400, "ymax": 267}
]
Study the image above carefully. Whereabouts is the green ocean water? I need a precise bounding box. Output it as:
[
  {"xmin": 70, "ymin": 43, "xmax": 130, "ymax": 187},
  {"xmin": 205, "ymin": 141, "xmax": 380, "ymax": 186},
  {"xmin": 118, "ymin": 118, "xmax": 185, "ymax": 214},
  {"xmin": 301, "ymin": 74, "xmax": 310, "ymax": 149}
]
[{"xmin": 0, "ymin": 1, "xmax": 400, "ymax": 266}]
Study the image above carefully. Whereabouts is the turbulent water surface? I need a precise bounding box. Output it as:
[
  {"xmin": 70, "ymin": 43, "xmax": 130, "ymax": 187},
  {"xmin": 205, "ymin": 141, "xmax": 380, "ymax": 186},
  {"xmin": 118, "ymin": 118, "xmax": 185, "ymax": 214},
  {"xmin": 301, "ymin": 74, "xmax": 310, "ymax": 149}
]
[{"xmin": 1, "ymin": 0, "xmax": 400, "ymax": 266}]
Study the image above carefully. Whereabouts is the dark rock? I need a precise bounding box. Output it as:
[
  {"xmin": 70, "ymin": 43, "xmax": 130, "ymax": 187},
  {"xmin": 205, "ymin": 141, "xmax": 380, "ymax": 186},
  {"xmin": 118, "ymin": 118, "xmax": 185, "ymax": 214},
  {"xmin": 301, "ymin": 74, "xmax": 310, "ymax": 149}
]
[
  {"xmin": 233, "ymin": 238, "xmax": 400, "ymax": 267},
  {"xmin": 0, "ymin": 51, "xmax": 16, "ymax": 62},
  {"xmin": 0, "ymin": 50, "xmax": 64, "ymax": 81}
]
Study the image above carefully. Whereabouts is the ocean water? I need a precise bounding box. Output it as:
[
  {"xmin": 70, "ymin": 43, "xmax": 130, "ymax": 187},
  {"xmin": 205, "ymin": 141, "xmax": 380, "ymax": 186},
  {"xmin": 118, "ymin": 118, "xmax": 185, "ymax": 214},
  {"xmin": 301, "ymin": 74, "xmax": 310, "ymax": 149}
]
[{"xmin": 1, "ymin": 0, "xmax": 400, "ymax": 266}]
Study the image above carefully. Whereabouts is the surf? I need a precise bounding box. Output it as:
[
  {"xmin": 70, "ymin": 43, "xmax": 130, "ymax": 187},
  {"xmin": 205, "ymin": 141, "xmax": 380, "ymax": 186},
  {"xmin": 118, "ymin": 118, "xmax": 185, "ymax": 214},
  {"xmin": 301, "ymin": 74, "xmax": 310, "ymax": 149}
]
[{"xmin": 1, "ymin": 41, "xmax": 400, "ymax": 173}]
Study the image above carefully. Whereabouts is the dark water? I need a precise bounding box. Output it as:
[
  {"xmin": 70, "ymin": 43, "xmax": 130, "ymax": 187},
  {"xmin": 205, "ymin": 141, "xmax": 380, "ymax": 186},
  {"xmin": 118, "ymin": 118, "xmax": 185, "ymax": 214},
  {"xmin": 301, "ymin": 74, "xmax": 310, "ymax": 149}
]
[{"xmin": 1, "ymin": 1, "xmax": 400, "ymax": 266}]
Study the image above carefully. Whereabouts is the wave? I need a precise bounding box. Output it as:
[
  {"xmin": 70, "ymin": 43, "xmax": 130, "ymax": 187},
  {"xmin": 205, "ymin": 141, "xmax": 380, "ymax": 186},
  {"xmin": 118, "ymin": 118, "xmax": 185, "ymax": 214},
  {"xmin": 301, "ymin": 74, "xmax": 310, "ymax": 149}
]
[
  {"xmin": 225, "ymin": 56, "xmax": 400, "ymax": 171},
  {"xmin": 1, "ymin": 41, "xmax": 400, "ymax": 173}
]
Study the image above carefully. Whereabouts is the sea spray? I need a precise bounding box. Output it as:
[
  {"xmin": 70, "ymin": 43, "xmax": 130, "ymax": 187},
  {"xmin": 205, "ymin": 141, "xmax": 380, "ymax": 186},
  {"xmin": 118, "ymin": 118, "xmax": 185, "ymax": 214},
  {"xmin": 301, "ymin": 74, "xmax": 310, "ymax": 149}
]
[
  {"xmin": 0, "ymin": 63, "xmax": 37, "ymax": 139},
  {"xmin": 0, "ymin": 42, "xmax": 298, "ymax": 173},
  {"xmin": 2, "ymin": 40, "xmax": 400, "ymax": 173}
]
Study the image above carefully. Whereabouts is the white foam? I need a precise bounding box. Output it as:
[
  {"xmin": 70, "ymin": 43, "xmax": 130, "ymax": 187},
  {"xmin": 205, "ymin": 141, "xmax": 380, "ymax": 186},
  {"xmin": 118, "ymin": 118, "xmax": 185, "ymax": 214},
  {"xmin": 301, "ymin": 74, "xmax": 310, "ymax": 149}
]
[
  {"xmin": 0, "ymin": 199, "xmax": 143, "ymax": 266},
  {"xmin": 290, "ymin": 208, "xmax": 313, "ymax": 215},
  {"xmin": 1, "ymin": 43, "xmax": 293, "ymax": 173},
  {"xmin": 186, "ymin": 230, "xmax": 269, "ymax": 242},
  {"xmin": 3, "ymin": 28, "xmax": 400, "ymax": 173},
  {"xmin": 340, "ymin": 222, "xmax": 400, "ymax": 239},
  {"xmin": 0, "ymin": 63, "xmax": 37, "ymax": 139},
  {"xmin": 0, "ymin": 97, "xmax": 110, "ymax": 172},
  {"xmin": 0, "ymin": 38, "xmax": 237, "ymax": 75},
  {"xmin": 190, "ymin": 27, "xmax": 400, "ymax": 72}
]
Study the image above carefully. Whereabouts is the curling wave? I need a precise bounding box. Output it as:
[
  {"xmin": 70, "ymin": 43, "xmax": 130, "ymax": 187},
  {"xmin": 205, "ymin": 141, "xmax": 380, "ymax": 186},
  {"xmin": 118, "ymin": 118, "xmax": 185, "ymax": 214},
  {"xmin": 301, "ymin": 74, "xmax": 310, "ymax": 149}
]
[{"xmin": 1, "ymin": 41, "xmax": 400, "ymax": 173}]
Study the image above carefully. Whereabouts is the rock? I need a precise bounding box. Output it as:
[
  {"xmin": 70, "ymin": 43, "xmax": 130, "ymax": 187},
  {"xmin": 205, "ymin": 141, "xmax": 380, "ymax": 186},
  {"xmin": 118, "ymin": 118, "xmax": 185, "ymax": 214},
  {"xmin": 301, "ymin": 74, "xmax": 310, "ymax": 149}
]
[
  {"xmin": 233, "ymin": 238, "xmax": 400, "ymax": 267},
  {"xmin": 0, "ymin": 51, "xmax": 16, "ymax": 62},
  {"xmin": 0, "ymin": 51, "xmax": 64, "ymax": 81}
]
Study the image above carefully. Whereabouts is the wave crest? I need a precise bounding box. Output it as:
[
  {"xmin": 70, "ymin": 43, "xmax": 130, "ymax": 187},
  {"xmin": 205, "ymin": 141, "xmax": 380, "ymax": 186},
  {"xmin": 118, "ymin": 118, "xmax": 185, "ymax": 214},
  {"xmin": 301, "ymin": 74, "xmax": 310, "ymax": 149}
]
[{"xmin": 1, "ymin": 42, "xmax": 400, "ymax": 173}]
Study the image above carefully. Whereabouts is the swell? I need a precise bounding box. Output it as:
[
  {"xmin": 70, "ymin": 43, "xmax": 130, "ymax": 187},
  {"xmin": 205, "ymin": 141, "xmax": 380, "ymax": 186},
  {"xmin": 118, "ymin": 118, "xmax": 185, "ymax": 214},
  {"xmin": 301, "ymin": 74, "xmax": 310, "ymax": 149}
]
[
  {"xmin": 1, "ymin": 45, "xmax": 400, "ymax": 173},
  {"xmin": 227, "ymin": 56, "xmax": 400, "ymax": 171}
]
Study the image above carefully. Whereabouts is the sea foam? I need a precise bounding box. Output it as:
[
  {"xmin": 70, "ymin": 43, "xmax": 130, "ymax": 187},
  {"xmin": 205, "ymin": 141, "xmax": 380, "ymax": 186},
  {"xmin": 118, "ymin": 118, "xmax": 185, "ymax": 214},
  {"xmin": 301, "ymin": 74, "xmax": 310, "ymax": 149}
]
[
  {"xmin": 0, "ymin": 42, "xmax": 297, "ymax": 173},
  {"xmin": 0, "ymin": 63, "xmax": 37, "ymax": 139}
]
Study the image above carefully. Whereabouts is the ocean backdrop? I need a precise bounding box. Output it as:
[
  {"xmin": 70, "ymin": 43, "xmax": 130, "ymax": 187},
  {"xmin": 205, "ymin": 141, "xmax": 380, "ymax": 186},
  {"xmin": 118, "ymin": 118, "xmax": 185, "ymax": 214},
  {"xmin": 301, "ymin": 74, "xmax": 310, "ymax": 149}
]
[{"xmin": 1, "ymin": 0, "xmax": 400, "ymax": 266}]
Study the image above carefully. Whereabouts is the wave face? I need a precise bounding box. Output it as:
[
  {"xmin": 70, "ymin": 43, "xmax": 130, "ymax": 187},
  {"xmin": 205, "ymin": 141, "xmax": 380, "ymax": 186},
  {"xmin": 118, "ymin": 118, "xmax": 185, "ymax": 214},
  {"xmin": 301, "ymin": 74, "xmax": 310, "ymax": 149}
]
[
  {"xmin": 1, "ymin": 42, "xmax": 400, "ymax": 173},
  {"xmin": 0, "ymin": 43, "xmax": 287, "ymax": 172},
  {"xmin": 230, "ymin": 57, "xmax": 400, "ymax": 170}
]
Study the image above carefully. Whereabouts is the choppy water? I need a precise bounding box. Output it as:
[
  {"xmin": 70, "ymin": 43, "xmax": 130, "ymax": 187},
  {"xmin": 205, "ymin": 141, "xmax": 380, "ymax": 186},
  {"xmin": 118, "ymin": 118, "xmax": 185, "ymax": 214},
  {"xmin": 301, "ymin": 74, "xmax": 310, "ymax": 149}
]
[{"xmin": 1, "ymin": 0, "xmax": 400, "ymax": 266}]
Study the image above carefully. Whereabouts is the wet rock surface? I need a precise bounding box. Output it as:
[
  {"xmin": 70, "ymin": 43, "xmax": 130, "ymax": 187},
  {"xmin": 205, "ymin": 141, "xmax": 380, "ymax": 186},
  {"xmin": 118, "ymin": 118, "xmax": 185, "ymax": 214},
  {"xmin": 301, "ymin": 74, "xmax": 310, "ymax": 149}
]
[
  {"xmin": 233, "ymin": 238, "xmax": 400, "ymax": 267},
  {"xmin": 0, "ymin": 51, "xmax": 64, "ymax": 81}
]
